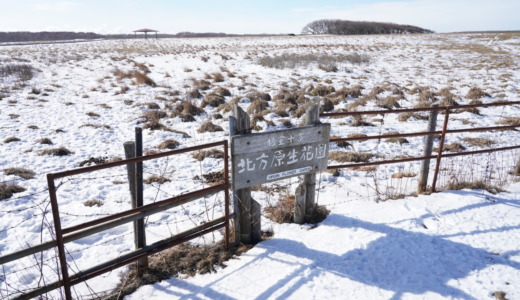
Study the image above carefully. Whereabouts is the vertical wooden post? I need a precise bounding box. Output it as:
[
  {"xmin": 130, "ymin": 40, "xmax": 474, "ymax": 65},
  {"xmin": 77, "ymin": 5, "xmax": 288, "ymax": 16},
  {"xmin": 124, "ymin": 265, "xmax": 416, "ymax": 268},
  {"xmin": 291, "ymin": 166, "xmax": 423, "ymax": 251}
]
[
  {"xmin": 300, "ymin": 99, "xmax": 320, "ymax": 222},
  {"xmin": 134, "ymin": 128, "xmax": 147, "ymax": 268},
  {"xmin": 294, "ymin": 183, "xmax": 306, "ymax": 224},
  {"xmin": 417, "ymin": 105, "xmax": 438, "ymax": 194},
  {"xmin": 124, "ymin": 128, "xmax": 148, "ymax": 273},
  {"xmin": 231, "ymin": 105, "xmax": 261, "ymax": 244}
]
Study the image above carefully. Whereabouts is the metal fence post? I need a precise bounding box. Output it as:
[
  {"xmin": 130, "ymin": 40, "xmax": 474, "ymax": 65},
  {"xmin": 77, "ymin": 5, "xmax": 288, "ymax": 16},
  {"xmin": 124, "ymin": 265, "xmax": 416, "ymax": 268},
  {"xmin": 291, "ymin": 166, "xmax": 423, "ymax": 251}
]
[{"xmin": 431, "ymin": 107, "xmax": 450, "ymax": 192}]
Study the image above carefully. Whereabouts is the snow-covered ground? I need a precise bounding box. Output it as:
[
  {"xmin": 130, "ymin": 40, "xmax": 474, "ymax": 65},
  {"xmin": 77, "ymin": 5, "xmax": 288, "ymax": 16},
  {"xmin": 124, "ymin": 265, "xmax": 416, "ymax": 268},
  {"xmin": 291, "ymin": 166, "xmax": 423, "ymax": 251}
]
[
  {"xmin": 1, "ymin": 32, "xmax": 519, "ymax": 299},
  {"xmin": 129, "ymin": 185, "xmax": 520, "ymax": 300}
]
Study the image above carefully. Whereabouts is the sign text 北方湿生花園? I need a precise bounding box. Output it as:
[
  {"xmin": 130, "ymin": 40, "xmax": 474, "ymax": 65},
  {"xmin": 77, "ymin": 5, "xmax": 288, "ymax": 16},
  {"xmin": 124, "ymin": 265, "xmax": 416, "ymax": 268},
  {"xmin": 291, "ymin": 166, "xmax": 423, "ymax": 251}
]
[{"xmin": 231, "ymin": 124, "xmax": 330, "ymax": 190}]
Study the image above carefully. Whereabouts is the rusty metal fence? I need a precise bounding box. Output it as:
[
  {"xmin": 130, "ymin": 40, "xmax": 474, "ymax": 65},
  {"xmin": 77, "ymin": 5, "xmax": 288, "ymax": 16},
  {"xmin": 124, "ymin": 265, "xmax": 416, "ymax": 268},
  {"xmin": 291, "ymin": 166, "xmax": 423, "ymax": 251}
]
[
  {"xmin": 0, "ymin": 140, "xmax": 230, "ymax": 300},
  {"xmin": 321, "ymin": 100, "xmax": 520, "ymax": 193}
]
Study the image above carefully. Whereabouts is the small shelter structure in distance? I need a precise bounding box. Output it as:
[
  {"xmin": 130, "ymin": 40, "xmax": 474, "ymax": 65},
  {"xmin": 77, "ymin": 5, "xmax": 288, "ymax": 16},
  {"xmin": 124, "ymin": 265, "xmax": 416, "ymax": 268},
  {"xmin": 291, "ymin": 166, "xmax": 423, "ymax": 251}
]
[{"xmin": 133, "ymin": 29, "xmax": 159, "ymax": 39}]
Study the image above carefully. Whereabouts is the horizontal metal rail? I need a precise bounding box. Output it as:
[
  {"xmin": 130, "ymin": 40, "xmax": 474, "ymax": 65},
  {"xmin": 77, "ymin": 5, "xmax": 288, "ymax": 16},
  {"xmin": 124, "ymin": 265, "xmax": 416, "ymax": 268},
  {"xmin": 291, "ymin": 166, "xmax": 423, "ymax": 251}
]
[
  {"xmin": 329, "ymin": 124, "xmax": 520, "ymax": 144},
  {"xmin": 328, "ymin": 145, "xmax": 520, "ymax": 170},
  {"xmin": 0, "ymin": 184, "xmax": 226, "ymax": 266},
  {"xmin": 48, "ymin": 140, "xmax": 227, "ymax": 179},
  {"xmin": 320, "ymin": 101, "xmax": 520, "ymax": 117},
  {"xmin": 13, "ymin": 217, "xmax": 226, "ymax": 300}
]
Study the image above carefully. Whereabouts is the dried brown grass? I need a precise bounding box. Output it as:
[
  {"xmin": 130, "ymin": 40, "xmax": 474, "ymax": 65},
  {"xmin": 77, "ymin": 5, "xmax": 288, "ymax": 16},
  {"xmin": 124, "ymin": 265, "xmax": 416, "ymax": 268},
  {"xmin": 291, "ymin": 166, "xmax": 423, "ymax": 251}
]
[
  {"xmin": 0, "ymin": 183, "xmax": 26, "ymax": 200},
  {"xmin": 328, "ymin": 151, "xmax": 377, "ymax": 163},
  {"xmin": 4, "ymin": 167, "xmax": 36, "ymax": 179}
]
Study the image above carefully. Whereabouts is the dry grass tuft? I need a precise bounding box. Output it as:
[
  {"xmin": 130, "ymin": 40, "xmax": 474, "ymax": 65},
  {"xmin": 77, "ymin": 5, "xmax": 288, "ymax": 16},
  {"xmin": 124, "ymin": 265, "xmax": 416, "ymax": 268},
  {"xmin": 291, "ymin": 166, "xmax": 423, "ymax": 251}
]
[
  {"xmin": 0, "ymin": 183, "xmax": 26, "ymax": 200},
  {"xmin": 158, "ymin": 139, "xmax": 180, "ymax": 150},
  {"xmin": 310, "ymin": 85, "xmax": 335, "ymax": 96},
  {"xmin": 265, "ymin": 194, "xmax": 330, "ymax": 224},
  {"xmin": 4, "ymin": 168, "xmax": 36, "ymax": 180},
  {"xmin": 197, "ymin": 121, "xmax": 224, "ymax": 133},
  {"xmin": 192, "ymin": 79, "xmax": 211, "ymax": 90},
  {"xmin": 191, "ymin": 149, "xmax": 224, "ymax": 161},
  {"xmin": 39, "ymin": 147, "xmax": 73, "ymax": 156},
  {"xmin": 444, "ymin": 180, "xmax": 505, "ymax": 194},
  {"xmin": 329, "ymin": 151, "xmax": 377, "ymax": 163},
  {"xmin": 461, "ymin": 137, "xmax": 495, "ymax": 148},
  {"xmin": 201, "ymin": 93, "xmax": 226, "ymax": 108},
  {"xmin": 496, "ymin": 117, "xmax": 520, "ymax": 126},
  {"xmin": 391, "ymin": 172, "xmax": 416, "ymax": 179},
  {"xmin": 133, "ymin": 71, "xmax": 156, "ymax": 87},
  {"xmin": 106, "ymin": 242, "xmax": 251, "ymax": 300},
  {"xmin": 144, "ymin": 175, "xmax": 171, "ymax": 184},
  {"xmin": 172, "ymin": 100, "xmax": 204, "ymax": 122},
  {"xmin": 437, "ymin": 142, "xmax": 465, "ymax": 153},
  {"xmin": 247, "ymin": 100, "xmax": 270, "ymax": 115},
  {"xmin": 383, "ymin": 131, "xmax": 409, "ymax": 144},
  {"xmin": 4, "ymin": 137, "xmax": 20, "ymax": 144},
  {"xmin": 466, "ymin": 87, "xmax": 490, "ymax": 100},
  {"xmin": 83, "ymin": 199, "xmax": 104, "ymax": 207},
  {"xmin": 194, "ymin": 171, "xmax": 225, "ymax": 186}
]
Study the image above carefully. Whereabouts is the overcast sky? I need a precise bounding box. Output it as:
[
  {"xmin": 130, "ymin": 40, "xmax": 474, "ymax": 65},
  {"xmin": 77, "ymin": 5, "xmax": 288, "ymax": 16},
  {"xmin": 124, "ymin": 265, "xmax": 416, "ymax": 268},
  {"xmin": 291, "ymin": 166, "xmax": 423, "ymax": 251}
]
[{"xmin": 0, "ymin": 0, "xmax": 518, "ymax": 34}]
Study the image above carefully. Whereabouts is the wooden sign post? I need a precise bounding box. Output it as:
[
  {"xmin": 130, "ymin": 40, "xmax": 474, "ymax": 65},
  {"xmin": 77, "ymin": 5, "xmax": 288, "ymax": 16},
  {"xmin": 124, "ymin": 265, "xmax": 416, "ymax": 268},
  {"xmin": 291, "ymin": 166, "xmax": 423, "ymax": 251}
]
[{"xmin": 231, "ymin": 102, "xmax": 330, "ymax": 236}]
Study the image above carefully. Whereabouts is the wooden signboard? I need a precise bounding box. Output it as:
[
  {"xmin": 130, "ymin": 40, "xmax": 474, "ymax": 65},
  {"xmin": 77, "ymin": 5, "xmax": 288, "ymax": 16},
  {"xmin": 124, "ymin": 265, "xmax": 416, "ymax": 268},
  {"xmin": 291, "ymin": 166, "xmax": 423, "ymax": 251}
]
[{"xmin": 231, "ymin": 123, "xmax": 331, "ymax": 190}]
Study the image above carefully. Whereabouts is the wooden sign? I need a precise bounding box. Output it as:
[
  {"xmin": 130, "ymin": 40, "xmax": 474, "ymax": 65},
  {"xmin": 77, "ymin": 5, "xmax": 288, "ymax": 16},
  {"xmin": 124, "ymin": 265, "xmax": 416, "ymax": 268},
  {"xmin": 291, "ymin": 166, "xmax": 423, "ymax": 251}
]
[{"xmin": 231, "ymin": 123, "xmax": 330, "ymax": 190}]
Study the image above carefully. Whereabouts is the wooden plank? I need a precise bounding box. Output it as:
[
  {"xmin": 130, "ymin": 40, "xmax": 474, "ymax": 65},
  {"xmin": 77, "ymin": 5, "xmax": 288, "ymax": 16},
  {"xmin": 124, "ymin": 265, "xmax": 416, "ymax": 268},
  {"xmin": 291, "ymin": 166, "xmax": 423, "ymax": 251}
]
[
  {"xmin": 231, "ymin": 124, "xmax": 330, "ymax": 190},
  {"xmin": 418, "ymin": 105, "xmax": 438, "ymax": 193}
]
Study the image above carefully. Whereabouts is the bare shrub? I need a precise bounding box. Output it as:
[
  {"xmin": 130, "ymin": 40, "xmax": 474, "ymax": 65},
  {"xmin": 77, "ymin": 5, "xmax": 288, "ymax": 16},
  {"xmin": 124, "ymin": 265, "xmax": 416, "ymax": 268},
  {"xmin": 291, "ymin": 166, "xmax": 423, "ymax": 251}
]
[
  {"xmin": 197, "ymin": 121, "xmax": 224, "ymax": 133},
  {"xmin": 0, "ymin": 183, "xmax": 26, "ymax": 200},
  {"xmin": 397, "ymin": 112, "xmax": 428, "ymax": 122},
  {"xmin": 80, "ymin": 123, "xmax": 111, "ymax": 129},
  {"xmin": 328, "ymin": 151, "xmax": 377, "ymax": 163},
  {"xmin": 192, "ymin": 149, "xmax": 224, "ymax": 161},
  {"xmin": 158, "ymin": 139, "xmax": 180, "ymax": 150},
  {"xmin": 4, "ymin": 167, "xmax": 35, "ymax": 179},
  {"xmin": 0, "ymin": 64, "xmax": 35, "ymax": 81},
  {"xmin": 39, "ymin": 147, "xmax": 74, "ymax": 156}
]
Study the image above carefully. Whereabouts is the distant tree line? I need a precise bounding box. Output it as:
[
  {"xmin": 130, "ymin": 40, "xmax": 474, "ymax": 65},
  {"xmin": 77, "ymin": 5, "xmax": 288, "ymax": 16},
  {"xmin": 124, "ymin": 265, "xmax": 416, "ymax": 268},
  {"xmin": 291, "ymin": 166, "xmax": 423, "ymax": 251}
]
[
  {"xmin": 0, "ymin": 31, "xmax": 291, "ymax": 43},
  {"xmin": 302, "ymin": 19, "xmax": 433, "ymax": 35},
  {"xmin": 0, "ymin": 31, "xmax": 104, "ymax": 43}
]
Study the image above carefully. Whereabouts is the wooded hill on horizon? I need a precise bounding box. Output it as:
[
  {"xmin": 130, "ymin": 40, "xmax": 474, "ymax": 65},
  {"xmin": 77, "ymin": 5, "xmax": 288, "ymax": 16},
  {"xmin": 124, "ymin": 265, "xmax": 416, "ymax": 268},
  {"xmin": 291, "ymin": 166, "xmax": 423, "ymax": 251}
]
[{"xmin": 302, "ymin": 19, "xmax": 434, "ymax": 35}]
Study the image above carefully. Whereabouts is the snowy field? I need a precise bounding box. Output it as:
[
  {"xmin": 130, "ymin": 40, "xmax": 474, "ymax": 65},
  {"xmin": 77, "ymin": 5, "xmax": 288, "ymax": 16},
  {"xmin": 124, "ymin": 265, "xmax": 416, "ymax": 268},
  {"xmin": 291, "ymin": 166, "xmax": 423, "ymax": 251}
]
[{"xmin": 0, "ymin": 32, "xmax": 519, "ymax": 299}]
